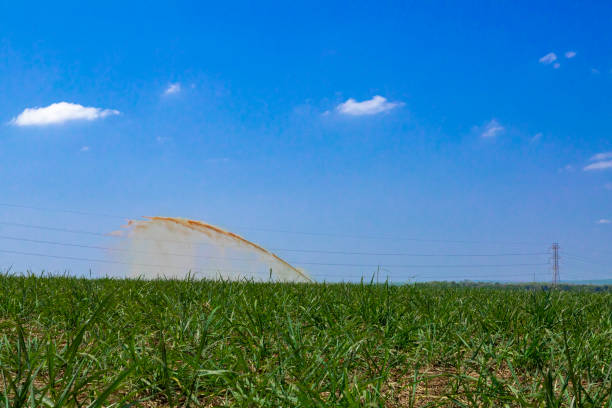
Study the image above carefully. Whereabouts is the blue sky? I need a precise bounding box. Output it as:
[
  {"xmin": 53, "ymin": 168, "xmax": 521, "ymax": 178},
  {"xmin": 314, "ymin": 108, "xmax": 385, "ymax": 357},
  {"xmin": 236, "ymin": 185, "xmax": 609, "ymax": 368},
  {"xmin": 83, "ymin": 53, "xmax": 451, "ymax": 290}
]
[{"xmin": 0, "ymin": 1, "xmax": 611, "ymax": 282}]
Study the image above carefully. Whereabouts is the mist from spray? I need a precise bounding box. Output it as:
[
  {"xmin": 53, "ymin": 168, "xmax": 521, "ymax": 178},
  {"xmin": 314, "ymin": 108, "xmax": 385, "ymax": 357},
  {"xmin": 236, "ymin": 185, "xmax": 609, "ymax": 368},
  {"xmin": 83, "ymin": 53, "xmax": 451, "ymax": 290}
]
[{"xmin": 120, "ymin": 216, "xmax": 312, "ymax": 282}]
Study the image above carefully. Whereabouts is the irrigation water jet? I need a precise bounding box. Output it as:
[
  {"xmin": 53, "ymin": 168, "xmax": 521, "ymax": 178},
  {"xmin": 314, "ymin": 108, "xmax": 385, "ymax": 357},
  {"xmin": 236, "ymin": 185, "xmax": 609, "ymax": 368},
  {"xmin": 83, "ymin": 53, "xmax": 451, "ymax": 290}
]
[{"xmin": 121, "ymin": 216, "xmax": 312, "ymax": 282}]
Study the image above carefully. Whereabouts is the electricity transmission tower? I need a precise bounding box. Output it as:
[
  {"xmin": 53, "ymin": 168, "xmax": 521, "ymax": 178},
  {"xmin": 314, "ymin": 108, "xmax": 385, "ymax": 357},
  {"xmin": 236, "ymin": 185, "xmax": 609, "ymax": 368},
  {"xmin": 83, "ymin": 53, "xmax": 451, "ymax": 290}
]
[{"xmin": 551, "ymin": 242, "xmax": 560, "ymax": 287}]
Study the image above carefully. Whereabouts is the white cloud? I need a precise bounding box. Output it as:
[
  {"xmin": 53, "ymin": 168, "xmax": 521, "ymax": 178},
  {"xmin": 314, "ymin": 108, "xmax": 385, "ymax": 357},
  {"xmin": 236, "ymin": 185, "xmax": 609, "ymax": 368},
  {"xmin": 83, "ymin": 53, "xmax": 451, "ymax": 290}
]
[
  {"xmin": 531, "ymin": 132, "xmax": 543, "ymax": 143},
  {"xmin": 539, "ymin": 52, "xmax": 557, "ymax": 64},
  {"xmin": 336, "ymin": 95, "xmax": 403, "ymax": 116},
  {"xmin": 597, "ymin": 219, "xmax": 610, "ymax": 224},
  {"xmin": 164, "ymin": 83, "xmax": 181, "ymax": 95},
  {"xmin": 584, "ymin": 153, "xmax": 612, "ymax": 171},
  {"xmin": 11, "ymin": 102, "xmax": 119, "ymax": 126},
  {"xmin": 590, "ymin": 152, "xmax": 612, "ymax": 161},
  {"xmin": 565, "ymin": 51, "xmax": 577, "ymax": 59},
  {"xmin": 80, "ymin": 146, "xmax": 90, "ymax": 152},
  {"xmin": 580, "ymin": 152, "xmax": 612, "ymax": 171},
  {"xmin": 479, "ymin": 119, "xmax": 505, "ymax": 139},
  {"xmin": 584, "ymin": 160, "xmax": 612, "ymax": 171}
]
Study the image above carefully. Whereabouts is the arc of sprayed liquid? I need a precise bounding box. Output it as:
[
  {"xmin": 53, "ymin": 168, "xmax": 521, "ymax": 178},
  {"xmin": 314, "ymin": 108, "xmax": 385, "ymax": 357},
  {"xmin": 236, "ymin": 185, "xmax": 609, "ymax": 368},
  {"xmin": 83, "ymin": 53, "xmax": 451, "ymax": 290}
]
[{"xmin": 126, "ymin": 216, "xmax": 313, "ymax": 282}]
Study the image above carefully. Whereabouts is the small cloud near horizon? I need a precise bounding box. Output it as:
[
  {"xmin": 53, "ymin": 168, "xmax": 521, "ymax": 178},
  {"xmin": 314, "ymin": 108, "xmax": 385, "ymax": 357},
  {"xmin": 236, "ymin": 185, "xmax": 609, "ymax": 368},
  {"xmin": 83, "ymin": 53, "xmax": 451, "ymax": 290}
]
[
  {"xmin": 539, "ymin": 52, "xmax": 557, "ymax": 64},
  {"xmin": 336, "ymin": 95, "xmax": 403, "ymax": 116},
  {"xmin": 584, "ymin": 161, "xmax": 612, "ymax": 171},
  {"xmin": 565, "ymin": 51, "xmax": 577, "ymax": 59},
  {"xmin": 478, "ymin": 119, "xmax": 505, "ymax": 139},
  {"xmin": 584, "ymin": 152, "xmax": 612, "ymax": 171},
  {"xmin": 590, "ymin": 152, "xmax": 612, "ymax": 161},
  {"xmin": 164, "ymin": 83, "xmax": 181, "ymax": 95},
  {"xmin": 10, "ymin": 102, "xmax": 119, "ymax": 126}
]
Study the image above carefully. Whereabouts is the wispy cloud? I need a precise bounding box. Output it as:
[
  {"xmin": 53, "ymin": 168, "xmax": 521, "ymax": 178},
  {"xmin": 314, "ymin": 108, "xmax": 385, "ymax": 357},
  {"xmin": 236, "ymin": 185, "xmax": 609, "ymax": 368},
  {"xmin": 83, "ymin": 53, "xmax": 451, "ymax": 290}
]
[
  {"xmin": 597, "ymin": 219, "xmax": 610, "ymax": 224},
  {"xmin": 478, "ymin": 119, "xmax": 505, "ymax": 139},
  {"xmin": 584, "ymin": 160, "xmax": 612, "ymax": 171},
  {"xmin": 11, "ymin": 102, "xmax": 119, "ymax": 126},
  {"xmin": 164, "ymin": 83, "xmax": 181, "ymax": 95},
  {"xmin": 80, "ymin": 146, "xmax": 90, "ymax": 152},
  {"xmin": 584, "ymin": 152, "xmax": 612, "ymax": 171},
  {"xmin": 336, "ymin": 95, "xmax": 403, "ymax": 116},
  {"xmin": 590, "ymin": 152, "xmax": 612, "ymax": 161},
  {"xmin": 553, "ymin": 63, "xmax": 561, "ymax": 69},
  {"xmin": 531, "ymin": 132, "xmax": 543, "ymax": 143},
  {"xmin": 564, "ymin": 51, "xmax": 577, "ymax": 59},
  {"xmin": 539, "ymin": 52, "xmax": 557, "ymax": 65}
]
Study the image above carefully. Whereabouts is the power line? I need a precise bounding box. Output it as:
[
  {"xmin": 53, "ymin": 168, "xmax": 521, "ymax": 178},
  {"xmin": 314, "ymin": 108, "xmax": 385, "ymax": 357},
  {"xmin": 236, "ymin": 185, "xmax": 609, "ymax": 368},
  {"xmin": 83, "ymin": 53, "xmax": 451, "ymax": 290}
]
[
  {"xmin": 296, "ymin": 261, "xmax": 548, "ymax": 268},
  {"xmin": 0, "ymin": 221, "xmax": 113, "ymax": 237},
  {"xmin": 0, "ymin": 221, "xmax": 550, "ymax": 257},
  {"xmin": 563, "ymin": 253, "xmax": 609, "ymax": 268},
  {"xmin": 0, "ymin": 202, "xmax": 127, "ymax": 219},
  {"xmin": 0, "ymin": 235, "xmax": 548, "ymax": 269},
  {"xmin": 0, "ymin": 248, "xmax": 249, "ymax": 273},
  {"xmin": 268, "ymin": 248, "xmax": 549, "ymax": 257},
  {"xmin": 229, "ymin": 226, "xmax": 543, "ymax": 245},
  {"xmin": 308, "ymin": 269, "xmax": 551, "ymax": 277},
  {"xmin": 309, "ymin": 271, "xmax": 554, "ymax": 280},
  {"xmin": 0, "ymin": 235, "xmax": 261, "ymax": 263},
  {"xmin": 0, "ymin": 232, "xmax": 549, "ymax": 258},
  {"xmin": 0, "ymin": 202, "xmax": 547, "ymax": 245},
  {"xmin": 0, "ymin": 206, "xmax": 553, "ymax": 280},
  {"xmin": 0, "ymin": 212, "xmax": 602, "ymax": 282},
  {"xmin": 0, "ymin": 248, "xmax": 549, "ymax": 282},
  {"xmin": 0, "ymin": 249, "xmax": 316, "ymax": 282}
]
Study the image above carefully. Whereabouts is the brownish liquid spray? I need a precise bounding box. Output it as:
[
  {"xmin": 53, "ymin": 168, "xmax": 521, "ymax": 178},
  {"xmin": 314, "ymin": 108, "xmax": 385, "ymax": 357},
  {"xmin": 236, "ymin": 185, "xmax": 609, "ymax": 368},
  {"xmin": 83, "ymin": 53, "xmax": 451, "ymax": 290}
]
[{"xmin": 121, "ymin": 216, "xmax": 312, "ymax": 282}]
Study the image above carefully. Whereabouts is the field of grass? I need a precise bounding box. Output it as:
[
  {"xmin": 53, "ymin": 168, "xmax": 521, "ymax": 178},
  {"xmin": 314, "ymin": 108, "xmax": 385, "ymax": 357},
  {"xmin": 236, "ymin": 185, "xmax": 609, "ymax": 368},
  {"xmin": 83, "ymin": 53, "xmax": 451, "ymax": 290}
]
[{"xmin": 1, "ymin": 274, "xmax": 611, "ymax": 407}]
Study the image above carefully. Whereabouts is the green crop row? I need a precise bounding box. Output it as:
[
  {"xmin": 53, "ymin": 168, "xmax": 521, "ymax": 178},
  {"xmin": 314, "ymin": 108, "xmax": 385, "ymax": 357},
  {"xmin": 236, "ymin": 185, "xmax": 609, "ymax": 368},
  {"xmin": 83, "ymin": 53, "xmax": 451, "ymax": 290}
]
[{"xmin": 1, "ymin": 273, "xmax": 611, "ymax": 407}]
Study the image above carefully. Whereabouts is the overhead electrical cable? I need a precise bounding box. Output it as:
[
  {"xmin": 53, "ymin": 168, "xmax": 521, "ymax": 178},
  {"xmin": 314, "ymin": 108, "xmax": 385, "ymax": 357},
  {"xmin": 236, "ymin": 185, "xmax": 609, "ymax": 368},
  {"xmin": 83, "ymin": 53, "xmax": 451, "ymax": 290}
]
[
  {"xmin": 0, "ymin": 202, "xmax": 547, "ymax": 245},
  {"xmin": 0, "ymin": 222, "xmax": 550, "ymax": 257},
  {"xmin": 0, "ymin": 234, "xmax": 548, "ymax": 267}
]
